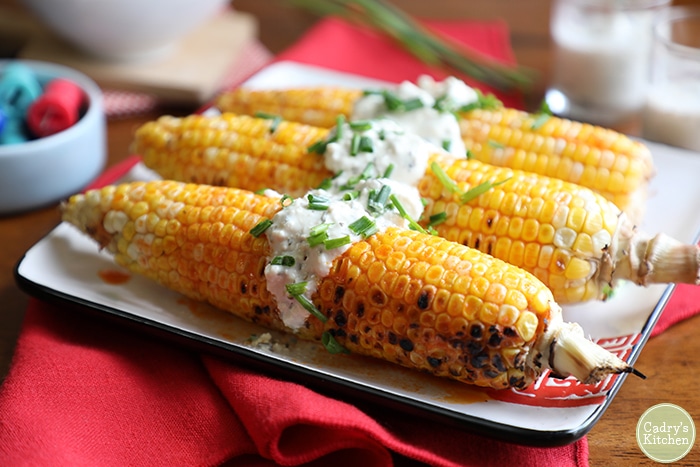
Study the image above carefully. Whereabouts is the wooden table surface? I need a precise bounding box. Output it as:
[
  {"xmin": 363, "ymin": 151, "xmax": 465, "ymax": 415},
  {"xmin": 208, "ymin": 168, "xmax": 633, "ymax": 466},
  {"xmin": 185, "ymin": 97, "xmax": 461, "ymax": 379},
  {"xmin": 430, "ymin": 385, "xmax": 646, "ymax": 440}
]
[{"xmin": 2, "ymin": 1, "xmax": 699, "ymax": 465}]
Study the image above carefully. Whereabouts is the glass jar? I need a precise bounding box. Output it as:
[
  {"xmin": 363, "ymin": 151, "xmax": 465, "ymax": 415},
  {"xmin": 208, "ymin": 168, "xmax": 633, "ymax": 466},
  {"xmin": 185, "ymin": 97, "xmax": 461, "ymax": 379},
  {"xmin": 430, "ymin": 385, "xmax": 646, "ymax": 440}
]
[
  {"xmin": 642, "ymin": 6, "xmax": 700, "ymax": 152},
  {"xmin": 545, "ymin": 0, "xmax": 670, "ymax": 126}
]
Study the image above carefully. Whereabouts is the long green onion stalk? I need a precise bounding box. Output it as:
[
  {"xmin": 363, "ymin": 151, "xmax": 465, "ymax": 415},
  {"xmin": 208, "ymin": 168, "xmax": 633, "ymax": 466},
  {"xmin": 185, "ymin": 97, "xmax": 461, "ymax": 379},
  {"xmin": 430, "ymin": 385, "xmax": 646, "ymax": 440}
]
[{"xmin": 290, "ymin": 0, "xmax": 535, "ymax": 92}]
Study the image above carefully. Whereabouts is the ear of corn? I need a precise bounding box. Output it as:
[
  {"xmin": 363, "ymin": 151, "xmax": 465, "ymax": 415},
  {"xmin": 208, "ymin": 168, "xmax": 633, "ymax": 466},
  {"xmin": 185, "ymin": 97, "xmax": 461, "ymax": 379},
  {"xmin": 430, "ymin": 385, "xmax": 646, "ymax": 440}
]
[
  {"xmin": 457, "ymin": 107, "xmax": 654, "ymax": 224},
  {"xmin": 216, "ymin": 87, "xmax": 364, "ymax": 130},
  {"xmin": 215, "ymin": 86, "xmax": 653, "ymax": 220},
  {"xmin": 61, "ymin": 180, "xmax": 635, "ymax": 389},
  {"xmin": 420, "ymin": 158, "xmax": 699, "ymax": 303},
  {"xmin": 131, "ymin": 113, "xmax": 699, "ymax": 304},
  {"xmin": 133, "ymin": 114, "xmax": 333, "ymax": 196}
]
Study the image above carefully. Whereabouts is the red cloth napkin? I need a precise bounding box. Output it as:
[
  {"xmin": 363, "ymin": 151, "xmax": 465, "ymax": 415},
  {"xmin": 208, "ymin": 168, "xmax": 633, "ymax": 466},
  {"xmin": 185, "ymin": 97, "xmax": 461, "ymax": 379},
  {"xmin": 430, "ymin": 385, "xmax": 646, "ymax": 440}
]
[
  {"xmin": 2, "ymin": 15, "xmax": 696, "ymax": 467},
  {"xmin": 276, "ymin": 17, "xmax": 524, "ymax": 109}
]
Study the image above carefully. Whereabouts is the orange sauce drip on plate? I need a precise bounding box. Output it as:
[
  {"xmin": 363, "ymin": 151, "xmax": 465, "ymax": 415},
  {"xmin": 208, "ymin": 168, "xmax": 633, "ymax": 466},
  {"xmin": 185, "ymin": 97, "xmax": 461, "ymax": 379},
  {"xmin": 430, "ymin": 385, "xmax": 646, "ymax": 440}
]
[{"xmin": 97, "ymin": 268, "xmax": 131, "ymax": 284}]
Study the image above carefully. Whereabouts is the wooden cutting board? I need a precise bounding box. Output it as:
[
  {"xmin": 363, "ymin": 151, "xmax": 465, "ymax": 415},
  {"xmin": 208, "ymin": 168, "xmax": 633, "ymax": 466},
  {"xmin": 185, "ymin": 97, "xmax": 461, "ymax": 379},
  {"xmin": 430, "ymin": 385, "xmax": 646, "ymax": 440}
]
[{"xmin": 14, "ymin": 9, "xmax": 257, "ymax": 105}]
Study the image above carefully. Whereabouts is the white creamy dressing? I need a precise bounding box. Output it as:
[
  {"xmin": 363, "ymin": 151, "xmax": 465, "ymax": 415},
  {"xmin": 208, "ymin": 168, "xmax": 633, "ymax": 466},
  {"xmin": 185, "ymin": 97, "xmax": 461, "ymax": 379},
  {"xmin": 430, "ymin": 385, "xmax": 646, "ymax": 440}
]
[
  {"xmin": 351, "ymin": 75, "xmax": 478, "ymax": 157},
  {"xmin": 264, "ymin": 119, "xmax": 431, "ymax": 330},
  {"xmin": 324, "ymin": 119, "xmax": 436, "ymax": 187}
]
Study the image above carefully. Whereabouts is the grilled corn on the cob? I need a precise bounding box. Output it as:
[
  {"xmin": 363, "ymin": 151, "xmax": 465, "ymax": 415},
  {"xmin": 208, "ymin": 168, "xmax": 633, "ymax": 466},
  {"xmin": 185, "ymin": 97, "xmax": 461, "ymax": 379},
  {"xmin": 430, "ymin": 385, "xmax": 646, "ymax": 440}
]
[
  {"xmin": 131, "ymin": 113, "xmax": 700, "ymax": 304},
  {"xmin": 215, "ymin": 81, "xmax": 653, "ymax": 219},
  {"xmin": 61, "ymin": 180, "xmax": 636, "ymax": 389}
]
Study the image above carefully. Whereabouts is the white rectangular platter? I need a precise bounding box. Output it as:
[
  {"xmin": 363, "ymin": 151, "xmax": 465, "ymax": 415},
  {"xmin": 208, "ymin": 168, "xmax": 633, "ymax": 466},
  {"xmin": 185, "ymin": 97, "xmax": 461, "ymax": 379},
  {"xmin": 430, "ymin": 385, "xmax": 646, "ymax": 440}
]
[{"xmin": 15, "ymin": 61, "xmax": 700, "ymax": 446}]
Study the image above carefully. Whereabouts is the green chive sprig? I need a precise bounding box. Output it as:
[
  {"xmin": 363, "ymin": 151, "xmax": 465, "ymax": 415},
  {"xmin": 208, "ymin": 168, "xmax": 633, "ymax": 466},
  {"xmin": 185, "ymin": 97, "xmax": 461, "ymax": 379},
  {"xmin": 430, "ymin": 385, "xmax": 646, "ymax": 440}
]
[
  {"xmin": 254, "ymin": 112, "xmax": 283, "ymax": 133},
  {"xmin": 349, "ymin": 216, "xmax": 378, "ymax": 237},
  {"xmin": 389, "ymin": 194, "xmax": 427, "ymax": 234},
  {"xmin": 430, "ymin": 161, "xmax": 511, "ymax": 204},
  {"xmin": 307, "ymin": 193, "xmax": 331, "ymax": 210},
  {"xmin": 271, "ymin": 255, "xmax": 296, "ymax": 267},
  {"xmin": 285, "ymin": 282, "xmax": 327, "ymax": 322},
  {"xmin": 324, "ymin": 235, "xmax": 351, "ymax": 250},
  {"xmin": 290, "ymin": 0, "xmax": 534, "ymax": 92},
  {"xmin": 250, "ymin": 219, "xmax": 273, "ymax": 237},
  {"xmin": 322, "ymin": 331, "xmax": 350, "ymax": 354}
]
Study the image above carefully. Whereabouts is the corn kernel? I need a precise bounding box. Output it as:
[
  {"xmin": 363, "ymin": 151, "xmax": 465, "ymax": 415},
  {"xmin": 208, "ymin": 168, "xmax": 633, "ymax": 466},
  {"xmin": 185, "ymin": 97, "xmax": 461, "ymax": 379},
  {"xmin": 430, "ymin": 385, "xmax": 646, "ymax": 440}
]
[
  {"xmin": 515, "ymin": 311, "xmax": 538, "ymax": 341},
  {"xmin": 479, "ymin": 302, "xmax": 500, "ymax": 325}
]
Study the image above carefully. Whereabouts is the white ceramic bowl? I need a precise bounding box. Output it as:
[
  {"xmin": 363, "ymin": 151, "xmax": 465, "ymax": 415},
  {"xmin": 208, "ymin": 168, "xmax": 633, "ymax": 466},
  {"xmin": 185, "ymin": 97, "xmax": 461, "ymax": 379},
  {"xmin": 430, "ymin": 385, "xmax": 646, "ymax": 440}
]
[
  {"xmin": 0, "ymin": 60, "xmax": 106, "ymax": 215},
  {"xmin": 18, "ymin": 0, "xmax": 229, "ymax": 62}
]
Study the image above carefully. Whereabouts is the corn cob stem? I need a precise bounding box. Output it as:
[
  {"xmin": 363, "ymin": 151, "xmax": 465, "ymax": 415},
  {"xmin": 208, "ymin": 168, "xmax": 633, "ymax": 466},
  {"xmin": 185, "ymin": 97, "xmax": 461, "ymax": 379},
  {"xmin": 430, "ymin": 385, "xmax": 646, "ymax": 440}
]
[
  {"xmin": 60, "ymin": 180, "xmax": 637, "ymax": 389},
  {"xmin": 131, "ymin": 114, "xmax": 698, "ymax": 304}
]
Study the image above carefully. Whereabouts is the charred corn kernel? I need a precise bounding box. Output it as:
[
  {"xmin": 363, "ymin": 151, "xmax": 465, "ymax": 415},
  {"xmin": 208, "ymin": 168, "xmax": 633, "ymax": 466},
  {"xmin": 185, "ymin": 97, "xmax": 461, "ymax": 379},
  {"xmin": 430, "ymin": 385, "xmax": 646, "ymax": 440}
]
[
  {"xmin": 134, "ymin": 114, "xmax": 699, "ymax": 304},
  {"xmin": 62, "ymin": 180, "xmax": 638, "ymax": 388}
]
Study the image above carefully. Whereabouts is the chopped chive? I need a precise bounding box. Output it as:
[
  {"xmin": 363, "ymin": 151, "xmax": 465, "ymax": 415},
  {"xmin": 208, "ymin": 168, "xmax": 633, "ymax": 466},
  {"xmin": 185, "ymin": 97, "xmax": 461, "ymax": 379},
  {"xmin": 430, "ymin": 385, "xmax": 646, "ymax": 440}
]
[
  {"xmin": 433, "ymin": 95, "xmax": 450, "ymax": 112},
  {"xmin": 368, "ymin": 185, "xmax": 390, "ymax": 214},
  {"xmin": 249, "ymin": 219, "xmax": 273, "ymax": 237},
  {"xmin": 382, "ymin": 90, "xmax": 404, "ymax": 111},
  {"xmin": 254, "ymin": 112, "xmax": 282, "ymax": 133},
  {"xmin": 293, "ymin": 294, "xmax": 327, "ymax": 323},
  {"xmin": 487, "ymin": 140, "xmax": 505, "ymax": 149},
  {"xmin": 458, "ymin": 90, "xmax": 503, "ymax": 112},
  {"xmin": 309, "ymin": 222, "xmax": 332, "ymax": 237},
  {"xmin": 349, "ymin": 216, "xmax": 378, "ymax": 237},
  {"xmin": 307, "ymin": 231, "xmax": 329, "ymax": 247},
  {"xmin": 358, "ymin": 136, "xmax": 374, "ymax": 153},
  {"xmin": 270, "ymin": 255, "xmax": 295, "ymax": 267},
  {"xmin": 530, "ymin": 113, "xmax": 550, "ymax": 131},
  {"xmin": 441, "ymin": 140, "xmax": 452, "ymax": 151},
  {"xmin": 342, "ymin": 190, "xmax": 360, "ymax": 201},
  {"xmin": 285, "ymin": 281, "xmax": 308, "ymax": 296},
  {"xmin": 349, "ymin": 120, "xmax": 373, "ymax": 131},
  {"xmin": 308, "ymin": 139, "xmax": 328, "ymax": 154},
  {"xmin": 254, "ymin": 188, "xmax": 269, "ymax": 195},
  {"xmin": 430, "ymin": 161, "xmax": 460, "ymax": 194},
  {"xmin": 359, "ymin": 162, "xmax": 376, "ymax": 179},
  {"xmin": 466, "ymin": 149, "xmax": 475, "ymax": 159},
  {"xmin": 390, "ymin": 194, "xmax": 427, "ymax": 234},
  {"xmin": 339, "ymin": 163, "xmax": 375, "ymax": 190},
  {"xmin": 350, "ymin": 133, "xmax": 361, "ymax": 156},
  {"xmin": 322, "ymin": 331, "xmax": 350, "ymax": 354},
  {"xmin": 428, "ymin": 211, "xmax": 448, "ymax": 226},
  {"xmin": 280, "ymin": 194, "xmax": 294, "ymax": 208},
  {"xmin": 402, "ymin": 97, "xmax": 424, "ymax": 111},
  {"xmin": 538, "ymin": 99, "xmax": 553, "ymax": 115},
  {"xmin": 324, "ymin": 235, "xmax": 351, "ymax": 250},
  {"xmin": 381, "ymin": 90, "xmax": 425, "ymax": 112},
  {"xmin": 373, "ymin": 184, "xmax": 392, "ymax": 206},
  {"xmin": 318, "ymin": 171, "xmax": 343, "ymax": 189},
  {"xmin": 382, "ymin": 163, "xmax": 395, "ymax": 178},
  {"xmin": 460, "ymin": 177, "xmax": 512, "ymax": 204},
  {"xmin": 307, "ymin": 193, "xmax": 330, "ymax": 210},
  {"xmin": 331, "ymin": 115, "xmax": 346, "ymax": 141},
  {"xmin": 317, "ymin": 178, "xmax": 333, "ymax": 190}
]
